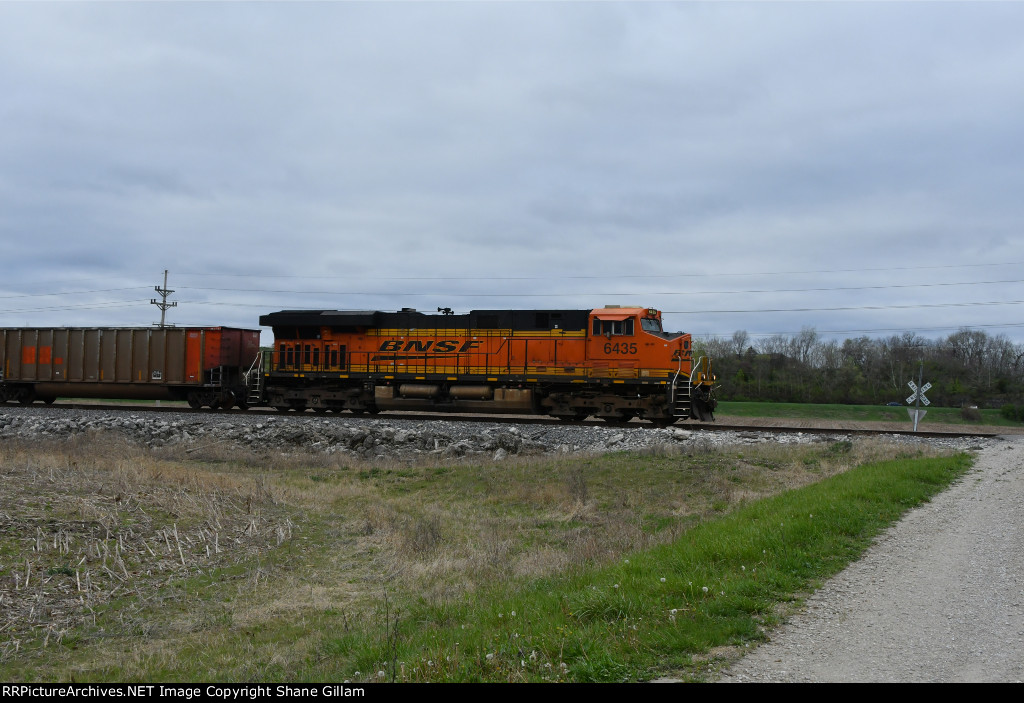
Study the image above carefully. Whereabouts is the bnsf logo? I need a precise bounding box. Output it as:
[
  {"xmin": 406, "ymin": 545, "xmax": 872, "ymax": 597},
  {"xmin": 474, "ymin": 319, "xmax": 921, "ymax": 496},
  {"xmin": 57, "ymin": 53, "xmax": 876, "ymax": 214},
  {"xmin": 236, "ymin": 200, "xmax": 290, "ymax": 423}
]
[{"xmin": 378, "ymin": 340, "xmax": 482, "ymax": 353}]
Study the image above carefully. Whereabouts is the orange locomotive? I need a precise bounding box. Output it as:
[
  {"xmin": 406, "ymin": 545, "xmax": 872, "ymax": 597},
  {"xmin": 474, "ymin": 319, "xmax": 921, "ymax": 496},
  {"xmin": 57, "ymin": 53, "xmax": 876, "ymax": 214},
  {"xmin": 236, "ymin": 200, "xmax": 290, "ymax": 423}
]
[{"xmin": 258, "ymin": 306, "xmax": 716, "ymax": 424}]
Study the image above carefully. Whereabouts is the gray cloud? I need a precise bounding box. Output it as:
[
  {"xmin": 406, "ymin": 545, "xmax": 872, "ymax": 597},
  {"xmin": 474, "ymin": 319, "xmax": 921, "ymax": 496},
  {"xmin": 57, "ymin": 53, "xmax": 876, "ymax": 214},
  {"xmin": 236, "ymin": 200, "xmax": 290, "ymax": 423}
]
[{"xmin": 0, "ymin": 2, "xmax": 1022, "ymax": 344}]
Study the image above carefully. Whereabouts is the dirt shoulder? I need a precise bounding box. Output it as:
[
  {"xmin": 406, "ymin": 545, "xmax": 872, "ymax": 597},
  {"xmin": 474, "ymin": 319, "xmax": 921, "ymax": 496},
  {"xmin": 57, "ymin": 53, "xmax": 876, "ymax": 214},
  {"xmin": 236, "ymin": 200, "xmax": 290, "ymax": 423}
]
[
  {"xmin": 712, "ymin": 414, "xmax": 1024, "ymax": 435},
  {"xmin": 717, "ymin": 434, "xmax": 1024, "ymax": 683}
]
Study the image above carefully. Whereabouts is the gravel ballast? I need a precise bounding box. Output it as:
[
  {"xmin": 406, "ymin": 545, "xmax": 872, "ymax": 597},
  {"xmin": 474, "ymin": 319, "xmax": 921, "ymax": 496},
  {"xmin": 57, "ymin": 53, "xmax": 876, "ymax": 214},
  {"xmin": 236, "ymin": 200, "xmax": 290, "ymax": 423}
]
[{"xmin": 0, "ymin": 406, "xmax": 986, "ymax": 459}]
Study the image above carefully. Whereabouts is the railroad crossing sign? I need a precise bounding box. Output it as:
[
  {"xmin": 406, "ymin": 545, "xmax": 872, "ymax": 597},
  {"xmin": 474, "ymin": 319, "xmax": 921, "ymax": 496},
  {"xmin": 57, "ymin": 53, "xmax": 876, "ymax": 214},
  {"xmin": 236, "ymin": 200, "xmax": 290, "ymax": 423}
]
[
  {"xmin": 907, "ymin": 379, "xmax": 931, "ymax": 432},
  {"xmin": 907, "ymin": 381, "xmax": 931, "ymax": 406}
]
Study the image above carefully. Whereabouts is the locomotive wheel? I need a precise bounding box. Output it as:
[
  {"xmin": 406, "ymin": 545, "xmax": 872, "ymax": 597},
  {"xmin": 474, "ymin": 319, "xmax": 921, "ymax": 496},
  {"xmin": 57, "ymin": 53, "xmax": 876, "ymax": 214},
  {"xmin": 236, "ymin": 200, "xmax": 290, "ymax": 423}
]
[{"xmin": 603, "ymin": 410, "xmax": 636, "ymax": 427}]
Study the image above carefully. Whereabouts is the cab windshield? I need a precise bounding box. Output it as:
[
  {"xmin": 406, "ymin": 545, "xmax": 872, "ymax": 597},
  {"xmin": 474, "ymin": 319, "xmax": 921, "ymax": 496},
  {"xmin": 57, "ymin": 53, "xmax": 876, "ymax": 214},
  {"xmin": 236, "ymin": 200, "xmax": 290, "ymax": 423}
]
[{"xmin": 641, "ymin": 318, "xmax": 662, "ymax": 333}]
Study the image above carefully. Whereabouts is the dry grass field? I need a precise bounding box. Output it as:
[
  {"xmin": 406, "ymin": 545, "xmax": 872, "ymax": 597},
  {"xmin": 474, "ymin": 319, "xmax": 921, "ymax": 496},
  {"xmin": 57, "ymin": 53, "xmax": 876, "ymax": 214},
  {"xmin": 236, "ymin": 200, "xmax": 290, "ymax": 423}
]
[{"xmin": 0, "ymin": 431, "xmax": 954, "ymax": 680}]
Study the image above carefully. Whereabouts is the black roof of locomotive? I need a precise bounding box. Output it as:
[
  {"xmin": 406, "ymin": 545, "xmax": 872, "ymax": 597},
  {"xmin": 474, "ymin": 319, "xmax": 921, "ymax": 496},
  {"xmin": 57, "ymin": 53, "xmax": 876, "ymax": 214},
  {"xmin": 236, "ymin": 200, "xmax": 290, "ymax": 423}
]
[
  {"xmin": 259, "ymin": 309, "xmax": 591, "ymax": 331},
  {"xmin": 259, "ymin": 310, "xmax": 380, "ymax": 327}
]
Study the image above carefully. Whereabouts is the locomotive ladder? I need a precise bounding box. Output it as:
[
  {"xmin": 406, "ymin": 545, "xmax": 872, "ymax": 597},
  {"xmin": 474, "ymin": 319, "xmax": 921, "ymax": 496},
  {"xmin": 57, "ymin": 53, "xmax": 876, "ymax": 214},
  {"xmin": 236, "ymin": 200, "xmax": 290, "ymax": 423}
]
[
  {"xmin": 670, "ymin": 356, "xmax": 712, "ymax": 419},
  {"xmin": 670, "ymin": 356, "xmax": 692, "ymax": 419},
  {"xmin": 671, "ymin": 376, "xmax": 692, "ymax": 418},
  {"xmin": 244, "ymin": 352, "xmax": 265, "ymax": 406}
]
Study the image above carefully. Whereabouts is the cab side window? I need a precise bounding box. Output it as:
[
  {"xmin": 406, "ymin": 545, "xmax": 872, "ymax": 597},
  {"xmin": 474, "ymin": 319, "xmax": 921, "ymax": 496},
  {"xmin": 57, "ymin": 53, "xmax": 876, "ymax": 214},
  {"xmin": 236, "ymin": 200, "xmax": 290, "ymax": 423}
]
[{"xmin": 592, "ymin": 319, "xmax": 634, "ymax": 336}]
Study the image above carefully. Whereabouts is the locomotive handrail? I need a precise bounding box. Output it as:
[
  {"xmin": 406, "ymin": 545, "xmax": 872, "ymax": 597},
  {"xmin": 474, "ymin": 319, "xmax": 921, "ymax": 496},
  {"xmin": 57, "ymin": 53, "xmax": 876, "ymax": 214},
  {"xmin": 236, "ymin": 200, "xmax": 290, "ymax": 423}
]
[
  {"xmin": 690, "ymin": 356, "xmax": 709, "ymax": 386},
  {"xmin": 670, "ymin": 353, "xmax": 684, "ymax": 407},
  {"xmin": 243, "ymin": 352, "xmax": 264, "ymax": 385}
]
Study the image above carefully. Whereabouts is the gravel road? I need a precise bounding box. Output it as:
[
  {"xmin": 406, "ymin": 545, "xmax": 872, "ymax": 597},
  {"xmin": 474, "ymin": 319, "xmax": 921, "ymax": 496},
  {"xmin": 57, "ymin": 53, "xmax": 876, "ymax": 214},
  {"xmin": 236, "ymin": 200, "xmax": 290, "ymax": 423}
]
[{"xmin": 718, "ymin": 434, "xmax": 1024, "ymax": 683}]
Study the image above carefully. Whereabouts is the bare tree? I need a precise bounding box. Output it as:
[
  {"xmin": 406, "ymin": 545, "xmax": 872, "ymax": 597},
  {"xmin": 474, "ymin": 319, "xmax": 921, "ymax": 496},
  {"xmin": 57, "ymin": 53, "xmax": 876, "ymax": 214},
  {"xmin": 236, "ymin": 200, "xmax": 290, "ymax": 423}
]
[
  {"xmin": 731, "ymin": 329, "xmax": 751, "ymax": 357},
  {"xmin": 790, "ymin": 327, "xmax": 820, "ymax": 367},
  {"xmin": 758, "ymin": 334, "xmax": 790, "ymax": 357}
]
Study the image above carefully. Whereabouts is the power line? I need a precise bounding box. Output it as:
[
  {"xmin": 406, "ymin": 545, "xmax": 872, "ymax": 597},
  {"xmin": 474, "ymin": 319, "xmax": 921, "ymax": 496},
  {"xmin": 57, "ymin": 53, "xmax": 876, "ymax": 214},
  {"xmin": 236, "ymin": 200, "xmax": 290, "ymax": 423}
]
[
  {"xmin": 0, "ymin": 287, "xmax": 148, "ymax": 300},
  {"xmin": 5, "ymin": 297, "xmax": 1023, "ymax": 316},
  {"xmin": 14, "ymin": 260, "xmax": 1024, "ymax": 293},
  {"xmin": 0, "ymin": 302, "xmax": 146, "ymax": 315},
  {"xmin": 174, "ymin": 278, "xmax": 1024, "ymax": 298},
  {"xmin": 174, "ymin": 260, "xmax": 1024, "ymax": 280},
  {"xmin": 696, "ymin": 321, "xmax": 1024, "ymax": 339},
  {"xmin": 665, "ymin": 300, "xmax": 1024, "ymax": 315}
]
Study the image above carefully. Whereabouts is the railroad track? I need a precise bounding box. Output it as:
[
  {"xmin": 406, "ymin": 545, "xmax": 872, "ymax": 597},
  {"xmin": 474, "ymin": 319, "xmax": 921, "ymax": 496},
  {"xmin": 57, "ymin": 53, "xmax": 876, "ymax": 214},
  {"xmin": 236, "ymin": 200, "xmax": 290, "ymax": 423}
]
[{"xmin": 4, "ymin": 401, "xmax": 1002, "ymax": 440}]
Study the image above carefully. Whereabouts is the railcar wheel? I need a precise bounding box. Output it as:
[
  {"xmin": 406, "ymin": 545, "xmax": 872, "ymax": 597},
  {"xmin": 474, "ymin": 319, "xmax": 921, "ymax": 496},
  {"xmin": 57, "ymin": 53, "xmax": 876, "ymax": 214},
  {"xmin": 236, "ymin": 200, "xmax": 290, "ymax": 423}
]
[
  {"xmin": 219, "ymin": 391, "xmax": 236, "ymax": 411},
  {"xmin": 187, "ymin": 393, "xmax": 202, "ymax": 409},
  {"xmin": 274, "ymin": 406, "xmax": 289, "ymax": 413},
  {"xmin": 42, "ymin": 396, "xmax": 56, "ymax": 405}
]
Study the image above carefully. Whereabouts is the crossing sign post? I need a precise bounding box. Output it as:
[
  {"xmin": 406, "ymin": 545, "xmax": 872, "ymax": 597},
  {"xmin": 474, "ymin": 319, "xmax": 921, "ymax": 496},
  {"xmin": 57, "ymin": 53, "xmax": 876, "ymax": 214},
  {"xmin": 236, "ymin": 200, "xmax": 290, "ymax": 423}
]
[{"xmin": 906, "ymin": 377, "xmax": 931, "ymax": 432}]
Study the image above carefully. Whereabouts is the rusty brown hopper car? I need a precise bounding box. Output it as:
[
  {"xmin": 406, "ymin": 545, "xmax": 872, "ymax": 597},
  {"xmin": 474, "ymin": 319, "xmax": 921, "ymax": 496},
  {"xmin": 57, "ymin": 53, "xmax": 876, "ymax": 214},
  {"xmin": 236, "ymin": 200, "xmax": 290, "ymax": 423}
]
[{"xmin": 0, "ymin": 327, "xmax": 260, "ymax": 409}]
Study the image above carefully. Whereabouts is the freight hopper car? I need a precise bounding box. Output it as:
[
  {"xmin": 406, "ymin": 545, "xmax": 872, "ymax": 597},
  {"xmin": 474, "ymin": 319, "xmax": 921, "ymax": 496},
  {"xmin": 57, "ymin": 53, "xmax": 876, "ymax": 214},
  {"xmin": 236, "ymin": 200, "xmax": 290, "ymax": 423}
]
[
  {"xmin": 0, "ymin": 327, "xmax": 260, "ymax": 409},
  {"xmin": 257, "ymin": 306, "xmax": 716, "ymax": 424}
]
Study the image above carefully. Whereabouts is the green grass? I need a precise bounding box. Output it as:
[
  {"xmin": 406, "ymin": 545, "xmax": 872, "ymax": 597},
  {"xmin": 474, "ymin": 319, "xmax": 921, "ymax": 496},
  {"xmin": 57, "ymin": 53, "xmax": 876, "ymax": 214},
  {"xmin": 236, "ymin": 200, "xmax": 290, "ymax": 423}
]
[
  {"xmin": 289, "ymin": 451, "xmax": 970, "ymax": 682},
  {"xmin": 718, "ymin": 400, "xmax": 1016, "ymax": 427},
  {"xmin": 0, "ymin": 437, "xmax": 975, "ymax": 682}
]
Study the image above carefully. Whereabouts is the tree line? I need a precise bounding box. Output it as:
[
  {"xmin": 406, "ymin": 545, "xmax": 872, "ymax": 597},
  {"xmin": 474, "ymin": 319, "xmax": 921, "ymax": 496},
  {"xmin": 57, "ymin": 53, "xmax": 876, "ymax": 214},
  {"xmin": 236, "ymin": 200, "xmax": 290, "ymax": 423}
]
[{"xmin": 695, "ymin": 327, "xmax": 1024, "ymax": 411}]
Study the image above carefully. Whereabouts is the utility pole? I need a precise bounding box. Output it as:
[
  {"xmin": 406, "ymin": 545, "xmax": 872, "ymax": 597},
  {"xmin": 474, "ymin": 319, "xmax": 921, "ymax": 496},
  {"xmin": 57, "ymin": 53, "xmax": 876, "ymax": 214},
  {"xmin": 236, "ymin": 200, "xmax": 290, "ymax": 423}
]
[{"xmin": 151, "ymin": 269, "xmax": 177, "ymax": 327}]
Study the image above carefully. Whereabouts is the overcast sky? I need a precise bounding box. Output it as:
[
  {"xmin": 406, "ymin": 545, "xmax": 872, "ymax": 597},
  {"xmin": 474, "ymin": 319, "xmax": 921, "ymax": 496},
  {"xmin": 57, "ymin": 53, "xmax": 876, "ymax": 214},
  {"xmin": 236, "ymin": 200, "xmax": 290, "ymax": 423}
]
[{"xmin": 2, "ymin": 1, "xmax": 1022, "ymax": 346}]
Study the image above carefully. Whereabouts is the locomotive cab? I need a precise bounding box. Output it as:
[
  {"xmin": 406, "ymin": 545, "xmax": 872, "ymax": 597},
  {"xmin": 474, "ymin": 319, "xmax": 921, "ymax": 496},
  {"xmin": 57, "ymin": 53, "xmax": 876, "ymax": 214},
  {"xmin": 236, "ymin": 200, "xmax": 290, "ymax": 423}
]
[
  {"xmin": 587, "ymin": 307, "xmax": 683, "ymax": 368},
  {"xmin": 586, "ymin": 307, "xmax": 716, "ymax": 422}
]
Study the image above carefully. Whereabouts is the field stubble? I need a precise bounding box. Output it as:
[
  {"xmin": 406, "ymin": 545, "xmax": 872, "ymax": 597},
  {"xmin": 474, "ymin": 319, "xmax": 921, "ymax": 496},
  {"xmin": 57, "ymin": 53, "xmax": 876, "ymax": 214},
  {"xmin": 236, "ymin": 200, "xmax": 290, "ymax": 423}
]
[{"xmin": 0, "ymin": 431, "xmax": 950, "ymax": 680}]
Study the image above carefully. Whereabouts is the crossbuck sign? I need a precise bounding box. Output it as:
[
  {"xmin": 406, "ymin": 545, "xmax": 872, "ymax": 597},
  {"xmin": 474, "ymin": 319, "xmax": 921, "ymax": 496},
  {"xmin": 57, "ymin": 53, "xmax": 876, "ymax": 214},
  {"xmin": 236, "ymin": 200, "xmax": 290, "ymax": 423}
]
[
  {"xmin": 907, "ymin": 380, "xmax": 931, "ymax": 431},
  {"xmin": 907, "ymin": 381, "xmax": 931, "ymax": 406}
]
